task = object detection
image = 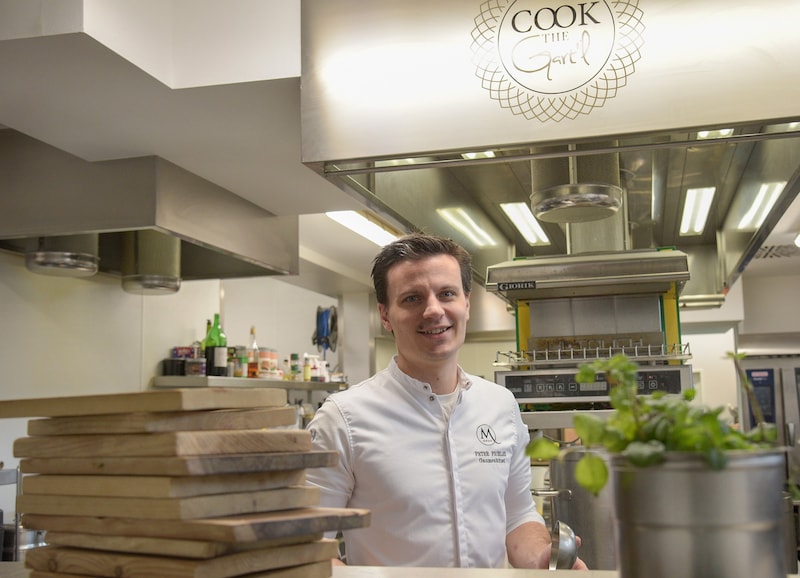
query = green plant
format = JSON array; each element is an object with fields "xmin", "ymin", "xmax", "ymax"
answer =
[{"xmin": 527, "ymin": 353, "xmax": 777, "ymax": 495}]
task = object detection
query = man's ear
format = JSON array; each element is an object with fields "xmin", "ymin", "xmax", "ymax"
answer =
[{"xmin": 378, "ymin": 303, "xmax": 392, "ymax": 333}]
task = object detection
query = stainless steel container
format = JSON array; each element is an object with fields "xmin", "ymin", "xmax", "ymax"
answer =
[
  {"xmin": 613, "ymin": 450, "xmax": 786, "ymax": 578},
  {"xmin": 534, "ymin": 449, "xmax": 617, "ymax": 570}
]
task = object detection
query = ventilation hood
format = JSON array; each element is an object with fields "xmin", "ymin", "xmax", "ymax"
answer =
[
  {"xmin": 0, "ymin": 130, "xmax": 298, "ymax": 282},
  {"xmin": 486, "ymin": 249, "xmax": 690, "ymax": 302},
  {"xmin": 300, "ymin": 0, "xmax": 800, "ymax": 309}
]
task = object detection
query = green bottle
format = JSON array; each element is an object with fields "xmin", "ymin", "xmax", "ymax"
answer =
[{"xmin": 205, "ymin": 313, "xmax": 228, "ymax": 376}]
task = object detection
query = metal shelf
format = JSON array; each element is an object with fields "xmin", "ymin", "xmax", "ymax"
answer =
[
  {"xmin": 494, "ymin": 342, "xmax": 692, "ymax": 369},
  {"xmin": 152, "ymin": 376, "xmax": 347, "ymax": 392}
]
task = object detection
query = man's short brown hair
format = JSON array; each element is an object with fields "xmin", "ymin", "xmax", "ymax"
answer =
[{"xmin": 371, "ymin": 233, "xmax": 472, "ymax": 305}]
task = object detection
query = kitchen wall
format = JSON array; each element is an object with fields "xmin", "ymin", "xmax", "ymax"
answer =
[{"xmin": 0, "ymin": 248, "xmax": 338, "ymax": 516}]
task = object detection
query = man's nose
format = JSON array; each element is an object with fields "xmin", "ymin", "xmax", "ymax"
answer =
[{"xmin": 423, "ymin": 295, "xmax": 444, "ymax": 317}]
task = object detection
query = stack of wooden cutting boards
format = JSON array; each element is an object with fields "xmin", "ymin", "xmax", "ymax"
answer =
[{"xmin": 0, "ymin": 387, "xmax": 369, "ymax": 578}]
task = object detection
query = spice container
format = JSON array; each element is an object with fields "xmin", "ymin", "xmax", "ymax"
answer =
[{"xmin": 184, "ymin": 358, "xmax": 206, "ymax": 376}]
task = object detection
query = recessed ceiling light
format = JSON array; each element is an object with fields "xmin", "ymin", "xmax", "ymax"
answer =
[
  {"xmin": 326, "ymin": 210, "xmax": 398, "ymax": 246},
  {"xmin": 461, "ymin": 151, "xmax": 496, "ymax": 160}
]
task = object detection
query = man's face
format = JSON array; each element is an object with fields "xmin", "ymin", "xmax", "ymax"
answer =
[{"xmin": 378, "ymin": 254, "xmax": 470, "ymax": 373}]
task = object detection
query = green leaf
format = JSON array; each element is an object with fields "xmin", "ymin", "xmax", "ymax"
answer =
[
  {"xmin": 573, "ymin": 413, "xmax": 607, "ymax": 447},
  {"xmin": 622, "ymin": 440, "xmax": 666, "ymax": 467},
  {"xmin": 526, "ymin": 437, "xmax": 561, "ymax": 461},
  {"xmin": 574, "ymin": 453, "xmax": 609, "ymax": 496}
]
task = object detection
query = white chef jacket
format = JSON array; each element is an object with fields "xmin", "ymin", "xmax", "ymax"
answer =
[{"xmin": 306, "ymin": 357, "xmax": 544, "ymax": 567}]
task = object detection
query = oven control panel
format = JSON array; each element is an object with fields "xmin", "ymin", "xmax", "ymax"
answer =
[{"xmin": 495, "ymin": 365, "xmax": 692, "ymax": 404}]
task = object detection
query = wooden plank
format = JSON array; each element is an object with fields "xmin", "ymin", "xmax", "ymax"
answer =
[
  {"xmin": 27, "ymin": 407, "xmax": 298, "ymax": 435},
  {"xmin": 22, "ymin": 507, "xmax": 371, "ymax": 542},
  {"xmin": 0, "ymin": 388, "xmax": 287, "ymax": 418},
  {"xmin": 21, "ymin": 470, "xmax": 306, "ymax": 498},
  {"xmin": 24, "ymin": 540, "xmax": 339, "ymax": 578},
  {"xmin": 43, "ymin": 530, "xmax": 323, "ymax": 559},
  {"xmin": 16, "ymin": 485, "xmax": 320, "ymax": 519},
  {"xmin": 29, "ymin": 563, "xmax": 333, "ymax": 578},
  {"xmin": 19, "ymin": 450, "xmax": 338, "ymax": 476},
  {"xmin": 14, "ymin": 429, "xmax": 311, "ymax": 458}
]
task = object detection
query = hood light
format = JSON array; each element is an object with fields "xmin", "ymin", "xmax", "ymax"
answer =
[
  {"xmin": 737, "ymin": 182, "xmax": 785, "ymax": 231},
  {"xmin": 794, "ymin": 233, "xmax": 800, "ymax": 248},
  {"xmin": 500, "ymin": 202, "xmax": 550, "ymax": 246},
  {"xmin": 679, "ymin": 187, "xmax": 716, "ymax": 236},
  {"xmin": 437, "ymin": 207, "xmax": 497, "ymax": 247}
]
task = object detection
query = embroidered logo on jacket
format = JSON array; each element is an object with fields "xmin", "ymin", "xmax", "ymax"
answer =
[{"xmin": 475, "ymin": 424, "xmax": 508, "ymax": 463}]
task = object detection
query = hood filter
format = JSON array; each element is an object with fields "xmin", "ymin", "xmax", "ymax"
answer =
[
  {"xmin": 121, "ymin": 230, "xmax": 181, "ymax": 295},
  {"xmin": 25, "ymin": 234, "xmax": 100, "ymax": 278},
  {"xmin": 531, "ymin": 146, "xmax": 622, "ymax": 224}
]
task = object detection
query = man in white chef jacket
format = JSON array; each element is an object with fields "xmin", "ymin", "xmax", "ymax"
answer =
[{"xmin": 306, "ymin": 233, "xmax": 587, "ymax": 569}]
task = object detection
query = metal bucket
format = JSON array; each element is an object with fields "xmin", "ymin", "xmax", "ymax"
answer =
[
  {"xmin": 534, "ymin": 449, "xmax": 617, "ymax": 570},
  {"xmin": 612, "ymin": 450, "xmax": 786, "ymax": 578}
]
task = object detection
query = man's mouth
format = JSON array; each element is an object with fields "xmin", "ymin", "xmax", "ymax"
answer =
[{"xmin": 420, "ymin": 326, "xmax": 451, "ymax": 335}]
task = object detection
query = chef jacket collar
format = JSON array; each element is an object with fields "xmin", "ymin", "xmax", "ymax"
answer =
[{"xmin": 388, "ymin": 355, "xmax": 473, "ymax": 394}]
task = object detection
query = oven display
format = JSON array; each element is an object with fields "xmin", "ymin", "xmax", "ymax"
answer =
[{"xmin": 497, "ymin": 368, "xmax": 687, "ymax": 402}]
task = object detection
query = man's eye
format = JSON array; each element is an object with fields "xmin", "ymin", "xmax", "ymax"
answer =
[{"xmin": 403, "ymin": 295, "xmax": 419, "ymax": 303}]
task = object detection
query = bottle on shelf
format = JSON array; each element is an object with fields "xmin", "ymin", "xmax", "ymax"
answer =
[
  {"xmin": 247, "ymin": 326, "xmax": 260, "ymax": 378},
  {"xmin": 204, "ymin": 313, "xmax": 228, "ymax": 376},
  {"xmin": 303, "ymin": 353, "xmax": 312, "ymax": 382},
  {"xmin": 200, "ymin": 319, "xmax": 211, "ymax": 357}
]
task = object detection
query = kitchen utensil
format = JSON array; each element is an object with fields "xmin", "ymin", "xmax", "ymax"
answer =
[{"xmin": 549, "ymin": 520, "xmax": 578, "ymax": 570}]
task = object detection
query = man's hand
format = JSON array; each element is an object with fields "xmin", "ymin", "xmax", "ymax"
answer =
[{"xmin": 507, "ymin": 522, "xmax": 590, "ymax": 570}]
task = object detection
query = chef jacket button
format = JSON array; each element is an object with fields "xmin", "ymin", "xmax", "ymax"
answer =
[
  {"xmin": 429, "ymin": 395, "xmax": 435, "ymax": 402},
  {"xmin": 423, "ymin": 385, "xmax": 429, "ymax": 390}
]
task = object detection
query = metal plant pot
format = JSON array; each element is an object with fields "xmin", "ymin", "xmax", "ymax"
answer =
[{"xmin": 612, "ymin": 450, "xmax": 787, "ymax": 578}]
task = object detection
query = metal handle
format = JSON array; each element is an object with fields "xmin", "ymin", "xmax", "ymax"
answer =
[
  {"xmin": 532, "ymin": 488, "xmax": 573, "ymax": 500},
  {"xmin": 787, "ymin": 422, "xmax": 796, "ymax": 447}
]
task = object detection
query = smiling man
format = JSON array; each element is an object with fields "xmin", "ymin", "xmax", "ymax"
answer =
[{"xmin": 306, "ymin": 233, "xmax": 587, "ymax": 570}]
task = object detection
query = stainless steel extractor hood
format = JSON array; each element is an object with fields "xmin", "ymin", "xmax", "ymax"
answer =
[
  {"xmin": 0, "ymin": 130, "xmax": 298, "ymax": 281},
  {"xmin": 300, "ymin": 0, "xmax": 800, "ymax": 308},
  {"xmin": 485, "ymin": 249, "xmax": 690, "ymax": 302}
]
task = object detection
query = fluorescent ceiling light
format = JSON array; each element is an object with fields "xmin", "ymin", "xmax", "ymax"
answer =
[
  {"xmin": 679, "ymin": 187, "xmax": 715, "ymax": 236},
  {"xmin": 500, "ymin": 202, "xmax": 550, "ymax": 245},
  {"xmin": 737, "ymin": 181, "xmax": 786, "ymax": 230},
  {"xmin": 326, "ymin": 210, "xmax": 398, "ymax": 247},
  {"xmin": 436, "ymin": 207, "xmax": 497, "ymax": 247},
  {"xmin": 697, "ymin": 128, "xmax": 734, "ymax": 139},
  {"xmin": 461, "ymin": 151, "xmax": 496, "ymax": 160}
]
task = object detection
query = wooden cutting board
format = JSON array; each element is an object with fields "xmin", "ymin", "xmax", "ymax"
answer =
[
  {"xmin": 21, "ymin": 469, "xmax": 306, "ymax": 498},
  {"xmin": 24, "ymin": 540, "xmax": 339, "ymax": 578},
  {"xmin": 19, "ymin": 450, "xmax": 338, "ymax": 476},
  {"xmin": 17, "ymin": 485, "xmax": 320, "ymax": 519},
  {"xmin": 27, "ymin": 407, "xmax": 298, "ymax": 435},
  {"xmin": 29, "ymin": 560, "xmax": 332, "ymax": 578},
  {"xmin": 43, "ymin": 530, "xmax": 324, "ymax": 559},
  {"xmin": 0, "ymin": 387, "xmax": 287, "ymax": 418},
  {"xmin": 22, "ymin": 506, "xmax": 371, "ymax": 542},
  {"xmin": 14, "ymin": 429, "xmax": 311, "ymax": 458}
]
